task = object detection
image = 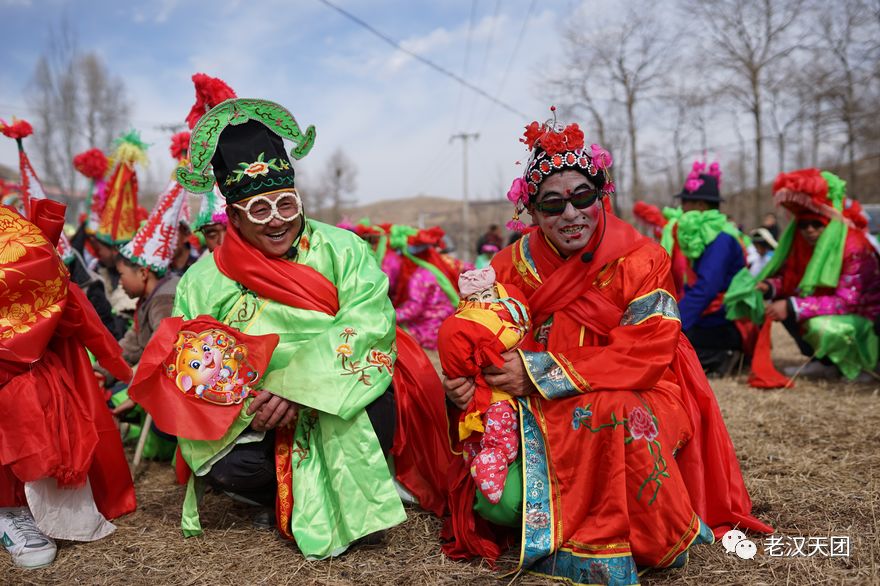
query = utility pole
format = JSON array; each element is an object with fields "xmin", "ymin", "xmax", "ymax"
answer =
[{"xmin": 450, "ymin": 132, "xmax": 479, "ymax": 262}]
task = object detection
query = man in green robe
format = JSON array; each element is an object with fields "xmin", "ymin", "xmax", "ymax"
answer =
[{"xmin": 172, "ymin": 99, "xmax": 406, "ymax": 559}]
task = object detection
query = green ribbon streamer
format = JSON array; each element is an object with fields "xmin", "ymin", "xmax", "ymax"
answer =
[
  {"xmin": 659, "ymin": 207, "xmax": 681, "ymax": 255},
  {"xmin": 387, "ymin": 224, "xmax": 460, "ymax": 305}
]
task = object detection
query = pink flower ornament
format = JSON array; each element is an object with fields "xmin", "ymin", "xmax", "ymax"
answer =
[
  {"xmin": 684, "ymin": 177, "xmax": 704, "ymax": 193},
  {"xmin": 506, "ymin": 177, "xmax": 529, "ymax": 206},
  {"xmin": 590, "ymin": 144, "xmax": 613, "ymax": 170}
]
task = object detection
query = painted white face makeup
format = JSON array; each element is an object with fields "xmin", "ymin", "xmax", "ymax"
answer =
[{"xmin": 531, "ymin": 170, "xmax": 601, "ymax": 257}]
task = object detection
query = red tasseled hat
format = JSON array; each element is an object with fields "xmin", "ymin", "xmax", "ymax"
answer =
[
  {"xmin": 186, "ymin": 73, "xmax": 237, "ymax": 129},
  {"xmin": 170, "ymin": 131, "xmax": 191, "ymax": 161},
  {"xmin": 772, "ymin": 168, "xmax": 831, "ymax": 217},
  {"xmin": 408, "ymin": 226, "xmax": 447, "ymax": 248},
  {"xmin": 0, "ymin": 118, "xmax": 33, "ymax": 140},
  {"xmin": 73, "ymin": 148, "xmax": 109, "ymax": 180}
]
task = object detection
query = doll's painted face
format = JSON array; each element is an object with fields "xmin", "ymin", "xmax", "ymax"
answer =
[{"xmin": 466, "ymin": 285, "xmax": 498, "ymax": 303}]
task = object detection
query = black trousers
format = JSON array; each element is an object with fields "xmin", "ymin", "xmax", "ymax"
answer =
[
  {"xmin": 204, "ymin": 385, "xmax": 397, "ymax": 507},
  {"xmin": 684, "ymin": 322, "xmax": 743, "ymax": 374},
  {"xmin": 780, "ymin": 312, "xmax": 834, "ymax": 365}
]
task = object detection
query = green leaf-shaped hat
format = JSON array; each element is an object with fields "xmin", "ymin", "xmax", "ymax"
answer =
[{"xmin": 176, "ymin": 98, "xmax": 316, "ymax": 204}]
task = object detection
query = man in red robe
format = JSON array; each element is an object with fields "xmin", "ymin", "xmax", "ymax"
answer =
[{"xmin": 441, "ymin": 113, "xmax": 771, "ymax": 584}]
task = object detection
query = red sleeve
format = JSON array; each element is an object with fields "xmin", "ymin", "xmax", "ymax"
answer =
[{"xmin": 521, "ymin": 247, "xmax": 682, "ymax": 397}]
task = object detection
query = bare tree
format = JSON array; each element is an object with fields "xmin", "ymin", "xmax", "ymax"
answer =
[
  {"xmin": 684, "ymin": 0, "xmax": 804, "ymax": 224},
  {"xmin": 548, "ymin": 6, "xmax": 669, "ymax": 201},
  {"xmin": 28, "ymin": 18, "xmax": 130, "ymax": 205},
  {"xmin": 320, "ymin": 148, "xmax": 358, "ymax": 225},
  {"xmin": 813, "ymin": 0, "xmax": 878, "ymax": 195},
  {"xmin": 660, "ymin": 83, "xmax": 718, "ymax": 189}
]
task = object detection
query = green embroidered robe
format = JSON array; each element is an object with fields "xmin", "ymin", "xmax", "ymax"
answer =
[{"xmin": 172, "ymin": 219, "xmax": 405, "ymax": 559}]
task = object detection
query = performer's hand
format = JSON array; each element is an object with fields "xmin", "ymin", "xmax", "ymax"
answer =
[
  {"xmin": 483, "ymin": 351, "xmax": 535, "ymax": 397},
  {"xmin": 111, "ymin": 398, "xmax": 136, "ymax": 416},
  {"xmin": 756, "ymin": 281, "xmax": 770, "ymax": 294},
  {"xmin": 765, "ymin": 299, "xmax": 789, "ymax": 322},
  {"xmin": 248, "ymin": 392, "xmax": 298, "ymax": 431},
  {"xmin": 93, "ymin": 370, "xmax": 106, "ymax": 388},
  {"xmin": 443, "ymin": 376, "xmax": 475, "ymax": 410}
]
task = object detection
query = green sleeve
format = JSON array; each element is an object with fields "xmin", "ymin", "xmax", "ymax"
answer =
[{"xmin": 264, "ymin": 238, "xmax": 397, "ymax": 420}]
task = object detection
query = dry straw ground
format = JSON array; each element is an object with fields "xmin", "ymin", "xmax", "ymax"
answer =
[{"xmin": 3, "ymin": 325, "xmax": 878, "ymax": 585}]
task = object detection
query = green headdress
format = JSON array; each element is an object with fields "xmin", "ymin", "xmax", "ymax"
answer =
[{"xmin": 176, "ymin": 98, "xmax": 316, "ymax": 199}]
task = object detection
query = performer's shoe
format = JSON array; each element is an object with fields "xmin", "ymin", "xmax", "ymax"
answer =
[
  {"xmin": 251, "ymin": 508, "xmax": 275, "ymax": 530},
  {"xmin": 783, "ymin": 361, "xmax": 839, "ymax": 379},
  {"xmin": 0, "ymin": 507, "xmax": 57, "ymax": 569}
]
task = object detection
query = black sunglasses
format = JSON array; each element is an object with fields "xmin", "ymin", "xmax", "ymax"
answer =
[
  {"xmin": 534, "ymin": 191, "xmax": 600, "ymax": 216},
  {"xmin": 797, "ymin": 219, "xmax": 825, "ymax": 230}
]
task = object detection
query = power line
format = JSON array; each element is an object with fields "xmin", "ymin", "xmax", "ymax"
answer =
[
  {"xmin": 315, "ymin": 0, "xmax": 529, "ymax": 120},
  {"xmin": 450, "ymin": 0, "xmax": 479, "ymax": 135},
  {"xmin": 466, "ymin": 0, "xmax": 502, "ymax": 130},
  {"xmin": 478, "ymin": 0, "xmax": 537, "ymax": 130}
]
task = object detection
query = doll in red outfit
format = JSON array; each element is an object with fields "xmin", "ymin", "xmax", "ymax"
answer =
[{"xmin": 437, "ymin": 267, "xmax": 530, "ymax": 503}]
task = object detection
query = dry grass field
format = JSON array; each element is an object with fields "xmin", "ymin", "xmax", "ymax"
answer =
[{"xmin": 3, "ymin": 324, "xmax": 878, "ymax": 585}]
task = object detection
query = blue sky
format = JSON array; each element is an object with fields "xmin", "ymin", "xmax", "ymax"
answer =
[{"xmin": 0, "ymin": 0, "xmax": 606, "ymax": 205}]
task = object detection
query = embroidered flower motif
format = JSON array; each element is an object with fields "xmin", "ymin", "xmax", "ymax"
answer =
[
  {"xmin": 547, "ymin": 366, "xmax": 565, "ymax": 382},
  {"xmin": 367, "ymin": 349, "xmax": 393, "ymax": 374},
  {"xmin": 0, "ymin": 303, "xmax": 38, "ymax": 338},
  {"xmin": 587, "ymin": 561, "xmax": 611, "ymax": 585},
  {"xmin": 232, "ymin": 152, "xmax": 282, "ymax": 183},
  {"xmin": 526, "ymin": 508, "xmax": 550, "ymax": 528},
  {"xmin": 244, "ymin": 161, "xmax": 270, "ymax": 177},
  {"xmin": 30, "ymin": 277, "xmax": 66, "ymax": 319},
  {"xmin": 571, "ymin": 406, "xmax": 593, "ymax": 430},
  {"xmin": 0, "ymin": 208, "xmax": 48, "ymax": 264},
  {"xmin": 335, "ymin": 343, "xmax": 353, "ymax": 357},
  {"xmin": 627, "ymin": 405, "xmax": 658, "ymax": 442}
]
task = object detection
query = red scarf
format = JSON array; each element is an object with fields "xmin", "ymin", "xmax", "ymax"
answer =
[
  {"xmin": 528, "ymin": 210, "xmax": 649, "ymax": 326},
  {"xmin": 214, "ymin": 225, "xmax": 339, "ymax": 315}
]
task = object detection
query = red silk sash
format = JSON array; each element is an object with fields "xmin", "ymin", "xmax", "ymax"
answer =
[{"xmin": 213, "ymin": 225, "xmax": 339, "ymax": 315}]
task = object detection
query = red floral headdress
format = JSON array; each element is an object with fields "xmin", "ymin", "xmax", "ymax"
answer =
[{"xmin": 506, "ymin": 107, "xmax": 614, "ymax": 231}]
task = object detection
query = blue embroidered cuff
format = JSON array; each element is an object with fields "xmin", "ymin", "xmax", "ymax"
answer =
[
  {"xmin": 620, "ymin": 289, "xmax": 680, "ymax": 326},
  {"xmin": 519, "ymin": 350, "xmax": 583, "ymax": 400}
]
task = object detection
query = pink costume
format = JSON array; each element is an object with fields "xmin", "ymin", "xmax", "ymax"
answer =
[
  {"xmin": 766, "ymin": 231, "xmax": 880, "ymax": 322},
  {"xmin": 395, "ymin": 266, "xmax": 455, "ymax": 350}
]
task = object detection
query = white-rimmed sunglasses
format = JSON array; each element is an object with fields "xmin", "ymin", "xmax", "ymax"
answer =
[{"xmin": 232, "ymin": 190, "xmax": 302, "ymax": 225}]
